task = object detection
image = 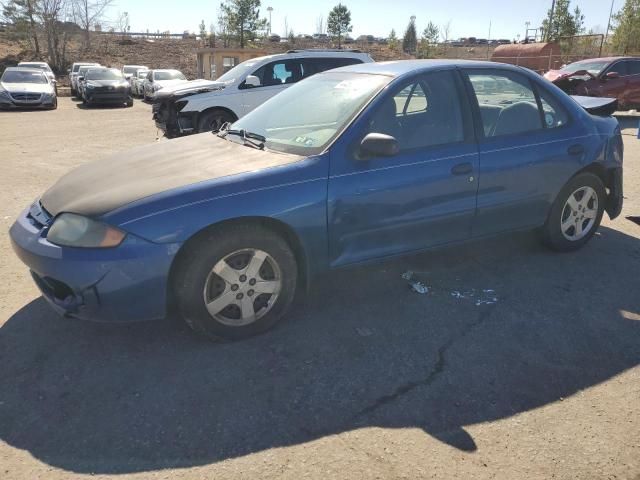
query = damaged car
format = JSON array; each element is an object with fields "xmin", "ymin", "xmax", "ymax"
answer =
[
  {"xmin": 10, "ymin": 61, "xmax": 623, "ymax": 341},
  {"xmin": 544, "ymin": 57, "xmax": 640, "ymax": 111},
  {"xmin": 152, "ymin": 49, "xmax": 373, "ymax": 138}
]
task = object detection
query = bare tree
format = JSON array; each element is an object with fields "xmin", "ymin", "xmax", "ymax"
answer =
[
  {"xmin": 315, "ymin": 15, "xmax": 324, "ymax": 34},
  {"xmin": 440, "ymin": 20, "xmax": 451, "ymax": 54},
  {"xmin": 72, "ymin": 0, "xmax": 113, "ymax": 48},
  {"xmin": 40, "ymin": 0, "xmax": 70, "ymax": 71}
]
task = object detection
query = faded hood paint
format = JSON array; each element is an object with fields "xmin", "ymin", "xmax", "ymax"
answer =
[{"xmin": 40, "ymin": 134, "xmax": 303, "ymax": 218}]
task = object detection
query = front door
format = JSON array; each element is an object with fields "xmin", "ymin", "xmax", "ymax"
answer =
[
  {"xmin": 240, "ymin": 59, "xmax": 302, "ymax": 115},
  {"xmin": 327, "ymin": 69, "xmax": 479, "ymax": 267}
]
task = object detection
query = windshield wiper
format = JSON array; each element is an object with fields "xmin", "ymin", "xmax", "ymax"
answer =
[{"xmin": 217, "ymin": 127, "xmax": 266, "ymax": 150}]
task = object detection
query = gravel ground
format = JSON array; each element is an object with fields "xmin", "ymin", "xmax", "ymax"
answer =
[{"xmin": 1, "ymin": 98, "xmax": 639, "ymax": 480}]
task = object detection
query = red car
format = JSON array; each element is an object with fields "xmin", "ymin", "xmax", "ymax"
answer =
[{"xmin": 544, "ymin": 56, "xmax": 640, "ymax": 111}]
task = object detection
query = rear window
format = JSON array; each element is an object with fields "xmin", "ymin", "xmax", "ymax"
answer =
[{"xmin": 154, "ymin": 71, "xmax": 185, "ymax": 81}]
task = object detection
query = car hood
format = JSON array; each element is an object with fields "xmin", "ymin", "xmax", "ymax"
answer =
[
  {"xmin": 40, "ymin": 134, "xmax": 303, "ymax": 218},
  {"xmin": 155, "ymin": 79, "xmax": 226, "ymax": 99},
  {"xmin": 1, "ymin": 82, "xmax": 53, "ymax": 94},
  {"xmin": 155, "ymin": 79, "xmax": 189, "ymax": 89},
  {"xmin": 544, "ymin": 69, "xmax": 595, "ymax": 83}
]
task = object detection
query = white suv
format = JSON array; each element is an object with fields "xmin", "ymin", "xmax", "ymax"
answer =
[{"xmin": 152, "ymin": 49, "xmax": 373, "ymax": 137}]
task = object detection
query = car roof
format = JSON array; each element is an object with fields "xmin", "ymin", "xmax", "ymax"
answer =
[
  {"xmin": 4, "ymin": 66, "xmax": 46, "ymax": 74},
  {"xmin": 570, "ymin": 56, "xmax": 633, "ymax": 63},
  {"xmin": 329, "ymin": 59, "xmax": 523, "ymax": 77},
  {"xmin": 18, "ymin": 61, "xmax": 48, "ymax": 66},
  {"xmin": 250, "ymin": 50, "xmax": 371, "ymax": 63}
]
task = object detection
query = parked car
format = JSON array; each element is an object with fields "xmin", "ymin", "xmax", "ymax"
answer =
[
  {"xmin": 142, "ymin": 69, "xmax": 187, "ymax": 102},
  {"xmin": 0, "ymin": 67, "xmax": 57, "ymax": 109},
  {"xmin": 130, "ymin": 68, "xmax": 149, "ymax": 97},
  {"xmin": 10, "ymin": 60, "xmax": 624, "ymax": 340},
  {"xmin": 17, "ymin": 61, "xmax": 56, "ymax": 90},
  {"xmin": 81, "ymin": 67, "xmax": 133, "ymax": 107},
  {"xmin": 544, "ymin": 56, "xmax": 640, "ymax": 110},
  {"xmin": 76, "ymin": 65, "xmax": 99, "ymax": 99},
  {"xmin": 152, "ymin": 49, "xmax": 373, "ymax": 137},
  {"xmin": 69, "ymin": 62, "xmax": 100, "ymax": 97},
  {"xmin": 122, "ymin": 64, "xmax": 148, "ymax": 80}
]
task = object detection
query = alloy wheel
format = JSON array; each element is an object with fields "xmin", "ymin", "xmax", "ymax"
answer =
[
  {"xmin": 560, "ymin": 186, "xmax": 599, "ymax": 241},
  {"xmin": 203, "ymin": 249, "xmax": 282, "ymax": 327}
]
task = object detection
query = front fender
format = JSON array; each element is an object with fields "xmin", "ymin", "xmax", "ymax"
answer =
[{"xmin": 104, "ymin": 154, "xmax": 330, "ymax": 277}]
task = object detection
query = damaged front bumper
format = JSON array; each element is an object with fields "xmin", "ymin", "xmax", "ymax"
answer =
[{"xmin": 9, "ymin": 206, "xmax": 178, "ymax": 323}]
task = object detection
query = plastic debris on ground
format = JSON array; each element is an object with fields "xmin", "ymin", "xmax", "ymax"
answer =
[{"xmin": 403, "ymin": 271, "xmax": 498, "ymax": 305}]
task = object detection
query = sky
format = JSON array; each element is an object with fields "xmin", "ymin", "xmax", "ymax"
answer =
[{"xmin": 102, "ymin": 0, "xmax": 619, "ymax": 41}]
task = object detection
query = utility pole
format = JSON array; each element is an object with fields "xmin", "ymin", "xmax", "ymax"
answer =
[
  {"xmin": 604, "ymin": 0, "xmax": 615, "ymax": 45},
  {"xmin": 267, "ymin": 6, "xmax": 273, "ymax": 35},
  {"xmin": 525, "ymin": 21, "xmax": 530, "ymax": 43},
  {"xmin": 546, "ymin": 0, "xmax": 556, "ymax": 42}
]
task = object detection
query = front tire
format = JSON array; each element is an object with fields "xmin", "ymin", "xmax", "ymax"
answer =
[
  {"xmin": 197, "ymin": 109, "xmax": 235, "ymax": 133},
  {"xmin": 173, "ymin": 224, "xmax": 298, "ymax": 341},
  {"xmin": 541, "ymin": 172, "xmax": 606, "ymax": 252}
]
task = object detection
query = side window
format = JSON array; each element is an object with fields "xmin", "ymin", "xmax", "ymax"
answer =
[
  {"xmin": 605, "ymin": 61, "xmax": 628, "ymax": 77},
  {"xmin": 625, "ymin": 61, "xmax": 640, "ymax": 76},
  {"xmin": 246, "ymin": 60, "xmax": 303, "ymax": 88},
  {"xmin": 537, "ymin": 88, "xmax": 569, "ymax": 129},
  {"xmin": 467, "ymin": 71, "xmax": 542, "ymax": 137},
  {"xmin": 301, "ymin": 57, "xmax": 362, "ymax": 79},
  {"xmin": 367, "ymin": 70, "xmax": 465, "ymax": 151}
]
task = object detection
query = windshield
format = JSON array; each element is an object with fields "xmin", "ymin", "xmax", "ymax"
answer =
[
  {"xmin": 562, "ymin": 60, "xmax": 610, "ymax": 76},
  {"xmin": 86, "ymin": 68, "xmax": 125, "ymax": 81},
  {"xmin": 230, "ymin": 72, "xmax": 391, "ymax": 155},
  {"xmin": 73, "ymin": 64, "xmax": 96, "ymax": 73},
  {"xmin": 123, "ymin": 66, "xmax": 143, "ymax": 74},
  {"xmin": 216, "ymin": 59, "xmax": 261, "ymax": 83},
  {"xmin": 1, "ymin": 70, "xmax": 48, "ymax": 84},
  {"xmin": 137, "ymin": 71, "xmax": 149, "ymax": 79},
  {"xmin": 154, "ymin": 71, "xmax": 185, "ymax": 81}
]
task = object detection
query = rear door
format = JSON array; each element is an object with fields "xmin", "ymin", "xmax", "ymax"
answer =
[
  {"xmin": 239, "ymin": 59, "xmax": 303, "ymax": 115},
  {"xmin": 462, "ymin": 68, "xmax": 586, "ymax": 237}
]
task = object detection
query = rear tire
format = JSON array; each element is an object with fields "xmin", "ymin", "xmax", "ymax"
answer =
[
  {"xmin": 197, "ymin": 109, "xmax": 235, "ymax": 133},
  {"xmin": 126, "ymin": 97, "xmax": 134, "ymax": 107},
  {"xmin": 541, "ymin": 172, "xmax": 606, "ymax": 252},
  {"xmin": 173, "ymin": 224, "xmax": 298, "ymax": 341}
]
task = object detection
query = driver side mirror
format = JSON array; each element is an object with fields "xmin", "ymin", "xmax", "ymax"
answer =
[
  {"xmin": 359, "ymin": 133, "xmax": 400, "ymax": 159},
  {"xmin": 604, "ymin": 71, "xmax": 619, "ymax": 80},
  {"xmin": 245, "ymin": 75, "xmax": 261, "ymax": 88}
]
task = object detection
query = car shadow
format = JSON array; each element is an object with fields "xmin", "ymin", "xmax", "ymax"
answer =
[{"xmin": 1, "ymin": 226, "xmax": 639, "ymax": 474}]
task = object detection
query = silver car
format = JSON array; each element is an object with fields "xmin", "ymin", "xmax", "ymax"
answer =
[
  {"xmin": 0, "ymin": 67, "xmax": 57, "ymax": 110},
  {"xmin": 130, "ymin": 69, "xmax": 149, "ymax": 97}
]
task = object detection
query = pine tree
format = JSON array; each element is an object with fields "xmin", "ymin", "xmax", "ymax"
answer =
[
  {"xmin": 542, "ymin": 0, "xmax": 584, "ymax": 42},
  {"xmin": 327, "ymin": 3, "xmax": 352, "ymax": 48},
  {"xmin": 402, "ymin": 18, "xmax": 417, "ymax": 54}
]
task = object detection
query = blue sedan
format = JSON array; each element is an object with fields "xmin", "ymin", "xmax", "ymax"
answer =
[{"xmin": 10, "ymin": 60, "xmax": 624, "ymax": 340}]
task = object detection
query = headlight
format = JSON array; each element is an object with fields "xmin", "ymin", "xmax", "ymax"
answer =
[
  {"xmin": 153, "ymin": 84, "xmax": 162, "ymax": 91},
  {"xmin": 47, "ymin": 213, "xmax": 126, "ymax": 248},
  {"xmin": 86, "ymin": 83, "xmax": 95, "ymax": 89}
]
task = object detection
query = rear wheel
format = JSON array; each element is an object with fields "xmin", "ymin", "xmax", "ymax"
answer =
[
  {"xmin": 541, "ymin": 172, "xmax": 606, "ymax": 252},
  {"xmin": 126, "ymin": 96, "xmax": 134, "ymax": 107},
  {"xmin": 197, "ymin": 109, "xmax": 235, "ymax": 133},
  {"xmin": 173, "ymin": 224, "xmax": 298, "ymax": 341}
]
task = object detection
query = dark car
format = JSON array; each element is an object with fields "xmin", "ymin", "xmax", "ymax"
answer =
[
  {"xmin": 10, "ymin": 60, "xmax": 623, "ymax": 341},
  {"xmin": 544, "ymin": 57, "xmax": 640, "ymax": 110},
  {"xmin": 81, "ymin": 67, "xmax": 133, "ymax": 107}
]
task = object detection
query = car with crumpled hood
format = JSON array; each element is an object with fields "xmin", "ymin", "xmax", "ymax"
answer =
[{"xmin": 544, "ymin": 56, "xmax": 640, "ymax": 110}]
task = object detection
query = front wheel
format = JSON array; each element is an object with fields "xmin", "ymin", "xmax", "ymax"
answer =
[
  {"xmin": 541, "ymin": 172, "xmax": 606, "ymax": 252},
  {"xmin": 197, "ymin": 109, "xmax": 235, "ymax": 133},
  {"xmin": 173, "ymin": 224, "xmax": 298, "ymax": 341}
]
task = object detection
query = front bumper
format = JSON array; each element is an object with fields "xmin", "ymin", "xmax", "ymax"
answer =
[
  {"xmin": 152, "ymin": 100, "xmax": 196, "ymax": 137},
  {"xmin": 9, "ymin": 205, "xmax": 179, "ymax": 323},
  {"xmin": 85, "ymin": 90, "xmax": 130, "ymax": 104},
  {"xmin": 0, "ymin": 96, "xmax": 55, "ymax": 110}
]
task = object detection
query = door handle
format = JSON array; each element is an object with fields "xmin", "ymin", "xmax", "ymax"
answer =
[
  {"xmin": 451, "ymin": 162, "xmax": 473, "ymax": 175},
  {"xmin": 568, "ymin": 144, "xmax": 585, "ymax": 156}
]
